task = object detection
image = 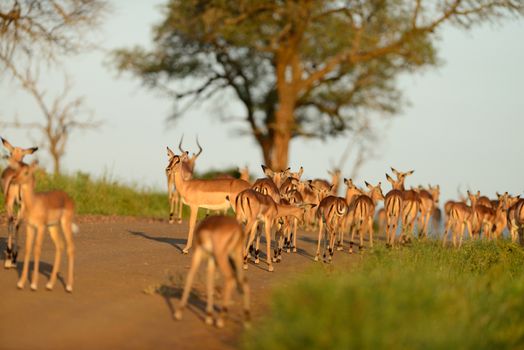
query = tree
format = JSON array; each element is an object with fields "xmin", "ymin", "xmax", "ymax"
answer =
[
  {"xmin": 0, "ymin": 0, "xmax": 107, "ymax": 65},
  {"xmin": 113, "ymin": 0, "xmax": 522, "ymax": 170},
  {"xmin": 0, "ymin": 62, "xmax": 101, "ymax": 175},
  {"xmin": 0, "ymin": 0, "xmax": 107, "ymax": 174}
]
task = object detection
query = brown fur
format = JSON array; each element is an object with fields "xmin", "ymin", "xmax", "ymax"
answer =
[{"xmin": 173, "ymin": 216, "xmax": 250, "ymax": 328}]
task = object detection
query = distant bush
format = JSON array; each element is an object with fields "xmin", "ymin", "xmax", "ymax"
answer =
[
  {"xmin": 0, "ymin": 169, "xmax": 168, "ymax": 218},
  {"xmin": 244, "ymin": 240, "xmax": 524, "ymax": 350}
]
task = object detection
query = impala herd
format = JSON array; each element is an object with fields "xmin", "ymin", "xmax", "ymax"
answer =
[{"xmin": 1, "ymin": 136, "xmax": 523, "ymax": 328}]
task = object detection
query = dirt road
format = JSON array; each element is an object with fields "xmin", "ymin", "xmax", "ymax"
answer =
[{"xmin": 0, "ymin": 216, "xmax": 358, "ymax": 349}]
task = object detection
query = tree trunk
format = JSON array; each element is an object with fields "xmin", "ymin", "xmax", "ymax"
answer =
[
  {"xmin": 271, "ymin": 104, "xmax": 293, "ymax": 171},
  {"xmin": 51, "ymin": 151, "xmax": 60, "ymax": 175}
]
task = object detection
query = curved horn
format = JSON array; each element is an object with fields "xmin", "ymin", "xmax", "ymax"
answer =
[
  {"xmin": 194, "ymin": 136, "xmax": 203, "ymax": 159},
  {"xmin": 178, "ymin": 135, "xmax": 185, "ymax": 153}
]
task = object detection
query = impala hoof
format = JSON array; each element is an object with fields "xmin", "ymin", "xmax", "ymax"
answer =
[
  {"xmin": 46, "ymin": 282, "xmax": 54, "ymax": 291},
  {"xmin": 336, "ymin": 246, "xmax": 343, "ymax": 251},
  {"xmin": 16, "ymin": 281, "xmax": 24, "ymax": 289},
  {"xmin": 182, "ymin": 249, "xmax": 189, "ymax": 255},
  {"xmin": 314, "ymin": 256, "xmax": 319, "ymax": 262},
  {"xmin": 268, "ymin": 265, "xmax": 274, "ymax": 272},
  {"xmin": 174, "ymin": 309, "xmax": 182, "ymax": 321},
  {"xmin": 292, "ymin": 248, "xmax": 297, "ymax": 253},
  {"xmin": 66, "ymin": 285, "xmax": 73, "ymax": 293},
  {"xmin": 177, "ymin": 219, "xmax": 183, "ymax": 224},
  {"xmin": 243, "ymin": 264, "xmax": 248, "ymax": 270},
  {"xmin": 205, "ymin": 314, "xmax": 214, "ymax": 326},
  {"xmin": 215, "ymin": 318, "xmax": 225, "ymax": 328},
  {"xmin": 286, "ymin": 249, "xmax": 290, "ymax": 253},
  {"xmin": 4, "ymin": 259, "xmax": 13, "ymax": 269},
  {"xmin": 30, "ymin": 283, "xmax": 37, "ymax": 291},
  {"xmin": 254, "ymin": 258, "xmax": 260, "ymax": 264}
]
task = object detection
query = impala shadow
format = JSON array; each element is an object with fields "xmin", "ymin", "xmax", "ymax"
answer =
[
  {"xmin": 127, "ymin": 230, "xmax": 186, "ymax": 253},
  {"xmin": 154, "ymin": 284, "xmax": 225, "ymax": 325},
  {"xmin": 14, "ymin": 261, "xmax": 67, "ymax": 289}
]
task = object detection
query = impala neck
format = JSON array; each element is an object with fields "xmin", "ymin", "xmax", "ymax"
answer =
[{"xmin": 19, "ymin": 180, "xmax": 36, "ymax": 211}]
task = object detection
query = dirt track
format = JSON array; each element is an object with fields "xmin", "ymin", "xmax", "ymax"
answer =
[{"xmin": 0, "ymin": 216, "xmax": 359, "ymax": 349}]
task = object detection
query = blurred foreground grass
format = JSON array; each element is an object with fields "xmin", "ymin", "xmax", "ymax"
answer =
[{"xmin": 244, "ymin": 240, "xmax": 524, "ymax": 350}]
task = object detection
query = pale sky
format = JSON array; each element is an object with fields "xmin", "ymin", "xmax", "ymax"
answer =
[{"xmin": 1, "ymin": 2, "xmax": 523, "ymax": 202}]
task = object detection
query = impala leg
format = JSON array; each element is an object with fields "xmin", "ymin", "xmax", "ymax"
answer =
[
  {"xmin": 30, "ymin": 226, "xmax": 46, "ymax": 291},
  {"xmin": 442, "ymin": 219, "xmax": 452, "ymax": 247},
  {"xmin": 18, "ymin": 226, "xmax": 35, "ymax": 289},
  {"xmin": 183, "ymin": 206, "xmax": 199, "ymax": 254},
  {"xmin": 46, "ymin": 226, "xmax": 63, "ymax": 291},
  {"xmin": 4, "ymin": 194, "xmax": 16, "ymax": 268},
  {"xmin": 177, "ymin": 193, "xmax": 183, "ymax": 223},
  {"xmin": 205, "ymin": 258, "xmax": 216, "ymax": 326},
  {"xmin": 349, "ymin": 223, "xmax": 356, "ymax": 253},
  {"xmin": 243, "ymin": 220, "xmax": 257, "ymax": 267},
  {"xmin": 264, "ymin": 219, "xmax": 273, "ymax": 272},
  {"xmin": 292, "ymin": 218, "xmax": 298, "ymax": 253},
  {"xmin": 368, "ymin": 217, "xmax": 374, "ymax": 249},
  {"xmin": 62, "ymin": 220, "xmax": 75, "ymax": 293},
  {"xmin": 174, "ymin": 247, "xmax": 203, "ymax": 321},
  {"xmin": 458, "ymin": 222, "xmax": 465, "ymax": 248},
  {"xmin": 315, "ymin": 219, "xmax": 323, "ymax": 261}
]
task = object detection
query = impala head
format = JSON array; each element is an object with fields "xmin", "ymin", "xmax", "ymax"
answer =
[
  {"xmin": 365, "ymin": 181, "xmax": 384, "ymax": 202},
  {"xmin": 308, "ymin": 180, "xmax": 333, "ymax": 201},
  {"xmin": 262, "ymin": 165, "xmax": 290, "ymax": 187},
  {"xmin": 328, "ymin": 168, "xmax": 341, "ymax": 183},
  {"xmin": 288, "ymin": 166, "xmax": 304, "ymax": 181},
  {"xmin": 1, "ymin": 137, "xmax": 38, "ymax": 163},
  {"xmin": 429, "ymin": 184, "xmax": 440, "ymax": 204},
  {"xmin": 467, "ymin": 190, "xmax": 480, "ymax": 206},
  {"xmin": 178, "ymin": 136, "xmax": 203, "ymax": 172},
  {"xmin": 385, "ymin": 173, "xmax": 402, "ymax": 191},
  {"xmin": 389, "ymin": 167, "xmax": 414, "ymax": 190},
  {"xmin": 8, "ymin": 160, "xmax": 38, "ymax": 188}
]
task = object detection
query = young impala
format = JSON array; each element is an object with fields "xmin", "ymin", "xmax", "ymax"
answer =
[
  {"xmin": 174, "ymin": 215, "xmax": 250, "ymax": 328},
  {"xmin": 8, "ymin": 160, "xmax": 76, "ymax": 292},
  {"xmin": 1, "ymin": 137, "xmax": 38, "ymax": 268}
]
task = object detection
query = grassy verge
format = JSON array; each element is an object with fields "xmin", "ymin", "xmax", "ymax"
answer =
[
  {"xmin": 244, "ymin": 240, "xmax": 524, "ymax": 350},
  {"xmin": 0, "ymin": 170, "xmax": 169, "ymax": 218}
]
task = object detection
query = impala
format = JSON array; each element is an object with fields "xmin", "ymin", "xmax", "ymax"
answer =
[
  {"xmin": 442, "ymin": 191, "xmax": 477, "ymax": 248},
  {"xmin": 349, "ymin": 182, "xmax": 384, "ymax": 253},
  {"xmin": 315, "ymin": 195, "xmax": 348, "ymax": 262},
  {"xmin": 1, "ymin": 137, "xmax": 38, "ymax": 268},
  {"xmin": 384, "ymin": 173, "xmax": 404, "ymax": 247},
  {"xmin": 166, "ymin": 137, "xmax": 202, "ymax": 224},
  {"xmin": 508, "ymin": 197, "xmax": 524, "ymax": 243},
  {"xmin": 390, "ymin": 168, "xmax": 420, "ymax": 243},
  {"xmin": 8, "ymin": 160, "xmax": 76, "ymax": 292},
  {"xmin": 174, "ymin": 215, "xmax": 250, "ymax": 328},
  {"xmin": 338, "ymin": 178, "xmax": 363, "ymax": 251},
  {"xmin": 168, "ymin": 152, "xmax": 250, "ymax": 254},
  {"xmin": 230, "ymin": 189, "xmax": 313, "ymax": 271},
  {"xmin": 415, "ymin": 185, "xmax": 440, "ymax": 238}
]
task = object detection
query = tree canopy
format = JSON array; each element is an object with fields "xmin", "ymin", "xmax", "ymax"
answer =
[{"xmin": 114, "ymin": 0, "xmax": 522, "ymax": 169}]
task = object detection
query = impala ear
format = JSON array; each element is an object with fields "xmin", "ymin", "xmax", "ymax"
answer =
[
  {"xmin": 23, "ymin": 147, "xmax": 38, "ymax": 155},
  {"xmin": 297, "ymin": 166, "xmax": 303, "ymax": 178},
  {"xmin": 407, "ymin": 170, "xmax": 414, "ymax": 175},
  {"xmin": 262, "ymin": 165, "xmax": 273, "ymax": 177},
  {"xmin": 365, "ymin": 181, "xmax": 371, "ymax": 189},
  {"xmin": 166, "ymin": 146, "xmax": 175, "ymax": 158},
  {"xmin": 386, "ymin": 174, "xmax": 394, "ymax": 183},
  {"xmin": 1, "ymin": 137, "xmax": 14, "ymax": 152}
]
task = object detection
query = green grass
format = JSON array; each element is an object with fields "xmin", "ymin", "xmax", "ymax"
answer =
[
  {"xmin": 243, "ymin": 240, "xmax": 524, "ymax": 350},
  {"xmin": 0, "ymin": 170, "xmax": 169, "ymax": 218}
]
